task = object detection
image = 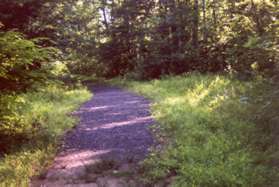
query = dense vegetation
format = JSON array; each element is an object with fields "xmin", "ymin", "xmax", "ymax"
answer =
[
  {"xmin": 112, "ymin": 74, "xmax": 279, "ymax": 186},
  {"xmin": 0, "ymin": 85, "xmax": 91, "ymax": 185},
  {"xmin": 1, "ymin": 0, "xmax": 277, "ymax": 79},
  {"xmin": 0, "ymin": 0, "xmax": 278, "ymax": 186},
  {"xmin": 0, "ymin": 1, "xmax": 92, "ymax": 185},
  {"xmin": 0, "ymin": 30, "xmax": 91, "ymax": 185}
]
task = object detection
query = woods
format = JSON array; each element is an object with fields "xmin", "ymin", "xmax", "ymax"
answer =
[
  {"xmin": 1, "ymin": 0, "xmax": 277, "ymax": 79},
  {"xmin": 0, "ymin": 0, "xmax": 278, "ymax": 186}
]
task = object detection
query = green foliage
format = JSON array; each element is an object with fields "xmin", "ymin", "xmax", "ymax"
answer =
[
  {"xmin": 66, "ymin": 52, "xmax": 107, "ymax": 77},
  {"xmin": 0, "ymin": 1, "xmax": 278, "ymax": 185},
  {"xmin": 113, "ymin": 74, "xmax": 279, "ymax": 186},
  {"xmin": 1, "ymin": 0, "xmax": 278, "ymax": 79},
  {"xmin": 0, "ymin": 83, "xmax": 91, "ymax": 184},
  {"xmin": 0, "ymin": 31, "xmax": 58, "ymax": 91},
  {"xmin": 96, "ymin": 0, "xmax": 278, "ymax": 79}
]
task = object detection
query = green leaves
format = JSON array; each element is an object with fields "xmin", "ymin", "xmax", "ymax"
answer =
[
  {"xmin": 244, "ymin": 36, "xmax": 260, "ymax": 48},
  {"xmin": 0, "ymin": 31, "xmax": 56, "ymax": 91},
  {"xmin": 0, "ymin": 83, "xmax": 91, "ymax": 184}
]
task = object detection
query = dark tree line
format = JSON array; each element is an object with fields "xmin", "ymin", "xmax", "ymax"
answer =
[
  {"xmin": 0, "ymin": 0, "xmax": 278, "ymax": 80},
  {"xmin": 95, "ymin": 0, "xmax": 278, "ymax": 79}
]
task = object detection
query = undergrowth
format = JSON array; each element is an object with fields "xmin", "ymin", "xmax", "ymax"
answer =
[
  {"xmin": 111, "ymin": 73, "xmax": 279, "ymax": 186},
  {"xmin": 0, "ymin": 83, "xmax": 91, "ymax": 185}
]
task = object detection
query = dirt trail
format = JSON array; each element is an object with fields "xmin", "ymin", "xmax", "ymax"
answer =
[{"xmin": 32, "ymin": 85, "xmax": 154, "ymax": 187}]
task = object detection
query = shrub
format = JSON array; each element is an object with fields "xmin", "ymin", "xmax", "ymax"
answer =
[{"xmin": 0, "ymin": 31, "xmax": 58, "ymax": 91}]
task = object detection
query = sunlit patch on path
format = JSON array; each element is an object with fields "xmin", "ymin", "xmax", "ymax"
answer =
[{"xmin": 31, "ymin": 85, "xmax": 154, "ymax": 186}]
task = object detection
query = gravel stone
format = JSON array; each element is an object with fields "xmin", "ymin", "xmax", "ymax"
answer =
[{"xmin": 32, "ymin": 85, "xmax": 154, "ymax": 186}]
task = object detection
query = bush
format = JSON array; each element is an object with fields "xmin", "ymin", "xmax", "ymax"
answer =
[{"xmin": 0, "ymin": 31, "xmax": 58, "ymax": 91}]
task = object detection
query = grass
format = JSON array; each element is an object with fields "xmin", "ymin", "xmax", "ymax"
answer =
[
  {"xmin": 110, "ymin": 73, "xmax": 279, "ymax": 186},
  {"xmin": 0, "ymin": 82, "xmax": 92, "ymax": 186}
]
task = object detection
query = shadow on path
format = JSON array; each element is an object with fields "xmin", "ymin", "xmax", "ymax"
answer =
[{"xmin": 32, "ymin": 85, "xmax": 155, "ymax": 186}]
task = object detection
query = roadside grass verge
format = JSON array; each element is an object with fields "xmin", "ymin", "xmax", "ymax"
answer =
[
  {"xmin": 0, "ymin": 83, "xmax": 92, "ymax": 185},
  {"xmin": 110, "ymin": 74, "xmax": 279, "ymax": 186}
]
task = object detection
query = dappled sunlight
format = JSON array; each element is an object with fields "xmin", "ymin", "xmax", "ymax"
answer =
[
  {"xmin": 54, "ymin": 150, "xmax": 111, "ymax": 169},
  {"xmin": 87, "ymin": 106, "xmax": 109, "ymax": 112},
  {"xmin": 2, "ymin": 0, "xmax": 277, "ymax": 185},
  {"xmin": 185, "ymin": 76, "xmax": 231, "ymax": 107},
  {"xmin": 164, "ymin": 96, "xmax": 185, "ymax": 105},
  {"xmin": 84, "ymin": 116, "xmax": 153, "ymax": 131},
  {"xmin": 0, "ymin": 84, "xmax": 91, "ymax": 184},
  {"xmin": 127, "ymin": 75, "xmax": 234, "ymax": 110},
  {"xmin": 40, "ymin": 85, "xmax": 154, "ymax": 182},
  {"xmin": 187, "ymin": 85, "xmax": 210, "ymax": 106},
  {"xmin": 124, "ymin": 100, "xmax": 141, "ymax": 104},
  {"xmin": 208, "ymin": 94, "xmax": 228, "ymax": 111},
  {"xmin": 120, "ymin": 74, "xmax": 273, "ymax": 186}
]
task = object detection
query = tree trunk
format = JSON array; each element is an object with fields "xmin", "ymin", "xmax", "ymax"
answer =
[
  {"xmin": 101, "ymin": 0, "xmax": 109, "ymax": 30},
  {"xmin": 202, "ymin": 0, "xmax": 207, "ymax": 42},
  {"xmin": 192, "ymin": 0, "xmax": 199, "ymax": 52},
  {"xmin": 212, "ymin": 0, "xmax": 217, "ymax": 27},
  {"xmin": 250, "ymin": 0, "xmax": 264, "ymax": 35}
]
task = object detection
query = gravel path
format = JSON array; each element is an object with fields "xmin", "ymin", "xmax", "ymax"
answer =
[{"xmin": 32, "ymin": 85, "xmax": 154, "ymax": 186}]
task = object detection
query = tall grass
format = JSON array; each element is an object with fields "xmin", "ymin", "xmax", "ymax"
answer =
[
  {"xmin": 0, "ymin": 83, "xmax": 91, "ymax": 185},
  {"xmin": 112, "ymin": 74, "xmax": 279, "ymax": 186}
]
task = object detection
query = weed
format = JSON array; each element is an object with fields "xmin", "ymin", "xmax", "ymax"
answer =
[
  {"xmin": 0, "ymin": 83, "xmax": 91, "ymax": 185},
  {"xmin": 112, "ymin": 73, "xmax": 279, "ymax": 186}
]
